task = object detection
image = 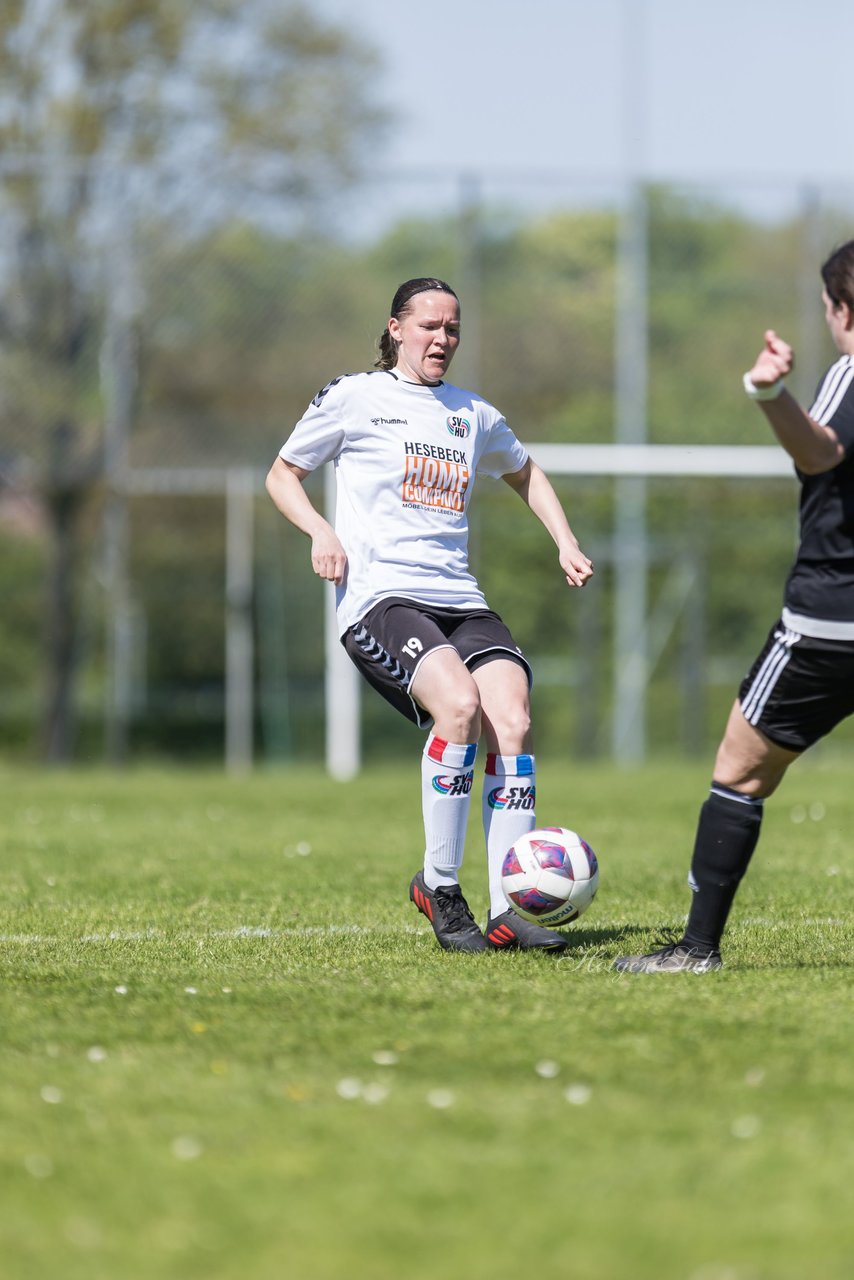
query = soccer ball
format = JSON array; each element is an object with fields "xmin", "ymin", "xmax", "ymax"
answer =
[{"xmin": 501, "ymin": 827, "xmax": 599, "ymax": 927}]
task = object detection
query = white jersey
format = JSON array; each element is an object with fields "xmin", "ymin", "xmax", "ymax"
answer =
[{"xmin": 279, "ymin": 370, "xmax": 528, "ymax": 633}]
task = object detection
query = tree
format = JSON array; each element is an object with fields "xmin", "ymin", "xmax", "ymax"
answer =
[{"xmin": 0, "ymin": 0, "xmax": 387, "ymax": 759}]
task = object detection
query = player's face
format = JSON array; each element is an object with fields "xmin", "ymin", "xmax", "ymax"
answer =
[
  {"xmin": 387, "ymin": 291, "xmax": 461, "ymax": 384},
  {"xmin": 822, "ymin": 287, "xmax": 854, "ymax": 354}
]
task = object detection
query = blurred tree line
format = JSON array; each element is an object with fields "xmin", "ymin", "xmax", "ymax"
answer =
[
  {"xmin": 3, "ymin": 182, "xmax": 838, "ymax": 763},
  {"xmin": 0, "ymin": 0, "xmax": 384, "ymax": 759},
  {"xmin": 0, "ymin": 4, "xmax": 849, "ymax": 764}
]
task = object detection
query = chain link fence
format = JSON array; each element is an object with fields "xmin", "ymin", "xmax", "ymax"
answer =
[{"xmin": 2, "ymin": 165, "xmax": 854, "ymax": 764}]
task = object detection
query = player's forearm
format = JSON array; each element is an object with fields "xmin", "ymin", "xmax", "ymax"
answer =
[
  {"xmin": 518, "ymin": 461, "xmax": 582, "ymax": 553},
  {"xmin": 757, "ymin": 392, "xmax": 844, "ymax": 475}
]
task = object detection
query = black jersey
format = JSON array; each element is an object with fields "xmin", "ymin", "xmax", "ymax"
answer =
[{"xmin": 783, "ymin": 355, "xmax": 854, "ymax": 630}]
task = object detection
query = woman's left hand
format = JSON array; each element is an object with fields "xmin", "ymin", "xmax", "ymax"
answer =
[{"xmin": 560, "ymin": 544, "xmax": 594, "ymax": 587}]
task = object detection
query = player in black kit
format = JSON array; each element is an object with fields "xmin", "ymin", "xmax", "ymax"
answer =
[{"xmin": 615, "ymin": 238, "xmax": 854, "ymax": 973}]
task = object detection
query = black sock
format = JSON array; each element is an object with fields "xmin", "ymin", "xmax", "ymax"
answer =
[{"xmin": 682, "ymin": 783, "xmax": 763, "ymax": 951}]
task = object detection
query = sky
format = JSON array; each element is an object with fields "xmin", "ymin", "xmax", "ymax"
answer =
[{"xmin": 314, "ymin": 0, "xmax": 853, "ymax": 214}]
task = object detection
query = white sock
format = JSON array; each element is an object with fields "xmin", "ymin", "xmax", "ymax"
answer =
[
  {"xmin": 483, "ymin": 752, "xmax": 536, "ymax": 917},
  {"xmin": 421, "ymin": 734, "xmax": 477, "ymax": 889}
]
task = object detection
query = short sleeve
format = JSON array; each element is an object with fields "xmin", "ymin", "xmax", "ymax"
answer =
[
  {"xmin": 810, "ymin": 358, "xmax": 854, "ymax": 453},
  {"xmin": 279, "ymin": 375, "xmax": 351, "ymax": 471},
  {"xmin": 476, "ymin": 414, "xmax": 529, "ymax": 479}
]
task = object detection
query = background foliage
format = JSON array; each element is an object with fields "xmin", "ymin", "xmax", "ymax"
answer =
[{"xmin": 1, "ymin": 3, "xmax": 852, "ymax": 765}]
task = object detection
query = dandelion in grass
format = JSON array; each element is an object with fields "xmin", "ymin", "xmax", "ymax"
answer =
[
  {"xmin": 535, "ymin": 1059, "xmax": 559, "ymax": 1078},
  {"xmin": 789, "ymin": 805, "xmax": 806, "ymax": 824},
  {"xmin": 86, "ymin": 1046, "xmax": 107, "ymax": 1063},
  {"xmin": 64, "ymin": 1216, "xmax": 102, "ymax": 1248},
  {"xmin": 24, "ymin": 1154, "xmax": 53, "ymax": 1179},
  {"xmin": 809, "ymin": 802, "xmax": 826, "ymax": 821},
  {"xmin": 114, "ymin": 985, "xmax": 128, "ymax": 995},
  {"xmin": 731, "ymin": 1115, "xmax": 761, "ymax": 1139},
  {"xmin": 172, "ymin": 1136, "xmax": 203, "ymax": 1161},
  {"xmin": 362, "ymin": 1083, "xmax": 389, "ymax": 1105},
  {"xmin": 285, "ymin": 1083, "xmax": 312, "ymax": 1102},
  {"xmin": 336, "ymin": 1077, "xmax": 362, "ymax": 1100},
  {"xmin": 184, "ymin": 987, "xmax": 198, "ymax": 995},
  {"xmin": 564, "ymin": 1084, "xmax": 591, "ymax": 1106},
  {"xmin": 40, "ymin": 1085, "xmax": 63, "ymax": 1104},
  {"xmin": 283, "ymin": 841, "xmax": 313, "ymax": 858},
  {"xmin": 426, "ymin": 1089, "xmax": 454, "ymax": 1110},
  {"xmin": 372, "ymin": 1050, "xmax": 398, "ymax": 1066}
]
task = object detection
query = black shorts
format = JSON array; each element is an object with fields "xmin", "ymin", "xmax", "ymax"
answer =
[
  {"xmin": 342, "ymin": 596, "xmax": 532, "ymax": 729},
  {"xmin": 738, "ymin": 618, "xmax": 854, "ymax": 751}
]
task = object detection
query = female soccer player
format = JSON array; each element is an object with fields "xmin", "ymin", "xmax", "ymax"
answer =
[
  {"xmin": 615, "ymin": 239, "xmax": 854, "ymax": 973},
  {"xmin": 266, "ymin": 277, "xmax": 593, "ymax": 953}
]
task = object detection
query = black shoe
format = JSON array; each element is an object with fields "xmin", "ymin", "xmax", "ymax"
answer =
[
  {"xmin": 409, "ymin": 871, "xmax": 488, "ymax": 952},
  {"xmin": 485, "ymin": 909, "xmax": 569, "ymax": 953},
  {"xmin": 613, "ymin": 941, "xmax": 722, "ymax": 973}
]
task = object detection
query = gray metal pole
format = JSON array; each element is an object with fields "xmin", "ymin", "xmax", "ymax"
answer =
[
  {"xmin": 612, "ymin": 183, "xmax": 649, "ymax": 763},
  {"xmin": 612, "ymin": 0, "xmax": 649, "ymax": 764},
  {"xmin": 225, "ymin": 468, "xmax": 255, "ymax": 773},
  {"xmin": 797, "ymin": 185, "xmax": 824, "ymax": 406},
  {"xmin": 324, "ymin": 465, "xmax": 360, "ymax": 779},
  {"xmin": 101, "ymin": 227, "xmax": 137, "ymax": 764},
  {"xmin": 453, "ymin": 171, "xmax": 483, "ymax": 392}
]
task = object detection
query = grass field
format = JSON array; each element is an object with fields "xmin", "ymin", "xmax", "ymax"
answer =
[{"xmin": 1, "ymin": 756, "xmax": 852, "ymax": 1280}]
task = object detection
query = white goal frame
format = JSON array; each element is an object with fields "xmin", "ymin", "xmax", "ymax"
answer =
[{"xmin": 325, "ymin": 444, "xmax": 793, "ymax": 779}]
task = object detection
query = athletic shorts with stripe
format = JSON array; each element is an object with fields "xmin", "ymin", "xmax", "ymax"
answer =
[
  {"xmin": 739, "ymin": 618, "xmax": 854, "ymax": 751},
  {"xmin": 342, "ymin": 596, "xmax": 532, "ymax": 730}
]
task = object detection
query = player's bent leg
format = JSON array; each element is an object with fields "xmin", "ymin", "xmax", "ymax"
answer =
[
  {"xmin": 614, "ymin": 702, "xmax": 801, "ymax": 974},
  {"xmin": 472, "ymin": 658, "xmax": 532, "ymax": 756},
  {"xmin": 472, "ymin": 659, "xmax": 567, "ymax": 952},
  {"xmin": 409, "ymin": 648, "xmax": 486, "ymax": 951},
  {"xmin": 713, "ymin": 700, "xmax": 800, "ymax": 799},
  {"xmin": 410, "ymin": 646, "xmax": 482, "ymax": 744}
]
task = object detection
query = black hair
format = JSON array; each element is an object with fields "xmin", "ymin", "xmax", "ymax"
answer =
[
  {"xmin": 374, "ymin": 277, "xmax": 459, "ymax": 370},
  {"xmin": 821, "ymin": 240, "xmax": 854, "ymax": 311}
]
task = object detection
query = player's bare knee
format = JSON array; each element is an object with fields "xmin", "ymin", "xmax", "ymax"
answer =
[
  {"xmin": 435, "ymin": 682, "xmax": 481, "ymax": 743},
  {"xmin": 486, "ymin": 702, "xmax": 531, "ymax": 753}
]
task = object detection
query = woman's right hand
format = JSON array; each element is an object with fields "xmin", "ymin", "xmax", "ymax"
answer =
[
  {"xmin": 748, "ymin": 329, "xmax": 794, "ymax": 386},
  {"xmin": 311, "ymin": 528, "xmax": 348, "ymax": 585}
]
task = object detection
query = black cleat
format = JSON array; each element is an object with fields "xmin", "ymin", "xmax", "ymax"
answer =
[
  {"xmin": 485, "ymin": 909, "xmax": 569, "ymax": 953},
  {"xmin": 409, "ymin": 871, "xmax": 488, "ymax": 952},
  {"xmin": 613, "ymin": 942, "xmax": 722, "ymax": 973}
]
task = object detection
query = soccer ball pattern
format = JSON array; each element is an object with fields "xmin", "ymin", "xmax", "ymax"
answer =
[{"xmin": 501, "ymin": 827, "xmax": 599, "ymax": 927}]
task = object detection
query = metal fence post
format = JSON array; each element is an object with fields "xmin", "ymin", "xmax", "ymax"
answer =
[{"xmin": 225, "ymin": 467, "xmax": 255, "ymax": 773}]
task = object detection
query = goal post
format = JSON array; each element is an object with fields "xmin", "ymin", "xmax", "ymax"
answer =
[{"xmin": 324, "ymin": 443, "xmax": 794, "ymax": 779}]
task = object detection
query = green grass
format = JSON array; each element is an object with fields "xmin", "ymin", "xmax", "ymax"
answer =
[{"xmin": 1, "ymin": 757, "xmax": 852, "ymax": 1280}]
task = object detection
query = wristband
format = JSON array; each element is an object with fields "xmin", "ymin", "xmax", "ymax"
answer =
[{"xmin": 743, "ymin": 372, "xmax": 785, "ymax": 401}]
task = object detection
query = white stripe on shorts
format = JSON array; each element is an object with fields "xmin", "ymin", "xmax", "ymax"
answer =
[{"xmin": 740, "ymin": 627, "xmax": 800, "ymax": 725}]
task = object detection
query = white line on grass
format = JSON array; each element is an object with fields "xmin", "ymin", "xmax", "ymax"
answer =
[
  {"xmin": 0, "ymin": 917, "xmax": 848, "ymax": 946},
  {"xmin": 0, "ymin": 925, "xmax": 428, "ymax": 944}
]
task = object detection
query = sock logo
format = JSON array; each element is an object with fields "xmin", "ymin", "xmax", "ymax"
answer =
[
  {"xmin": 432, "ymin": 771, "xmax": 474, "ymax": 796},
  {"xmin": 488, "ymin": 785, "xmax": 536, "ymax": 811}
]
